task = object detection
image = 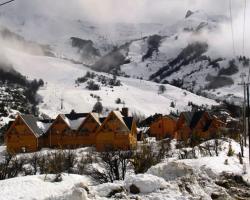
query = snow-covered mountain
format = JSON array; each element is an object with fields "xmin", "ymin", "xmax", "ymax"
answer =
[
  {"xmin": 2, "ymin": 48, "xmax": 216, "ymax": 119},
  {"xmin": 115, "ymin": 10, "xmax": 248, "ymax": 103},
  {"xmin": 0, "ymin": 6, "xmax": 245, "ymax": 127}
]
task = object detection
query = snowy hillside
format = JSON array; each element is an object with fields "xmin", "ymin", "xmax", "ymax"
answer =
[
  {"xmin": 3, "ymin": 48, "xmax": 217, "ymax": 118},
  {"xmin": 118, "ymin": 10, "xmax": 248, "ymax": 103}
]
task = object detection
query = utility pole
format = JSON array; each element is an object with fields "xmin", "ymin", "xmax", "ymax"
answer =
[
  {"xmin": 239, "ymin": 73, "xmax": 247, "ymax": 146},
  {"xmin": 247, "ymin": 84, "xmax": 250, "ymax": 164}
]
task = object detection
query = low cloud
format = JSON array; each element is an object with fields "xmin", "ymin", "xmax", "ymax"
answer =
[
  {"xmin": 0, "ymin": 0, "xmax": 246, "ymax": 24},
  {"xmin": 0, "ymin": 0, "xmax": 249, "ymax": 59}
]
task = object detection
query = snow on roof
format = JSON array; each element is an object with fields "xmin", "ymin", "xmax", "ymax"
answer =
[
  {"xmin": 36, "ymin": 121, "xmax": 52, "ymax": 133},
  {"xmin": 64, "ymin": 117, "xmax": 86, "ymax": 130},
  {"xmin": 90, "ymin": 112, "xmax": 101, "ymax": 125},
  {"xmin": 112, "ymin": 111, "xmax": 127, "ymax": 126},
  {"xmin": 21, "ymin": 115, "xmax": 43, "ymax": 137}
]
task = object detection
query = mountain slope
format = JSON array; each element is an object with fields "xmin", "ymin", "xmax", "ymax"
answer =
[
  {"xmin": 2, "ymin": 48, "xmax": 217, "ymax": 118},
  {"xmin": 116, "ymin": 10, "xmax": 247, "ymax": 103}
]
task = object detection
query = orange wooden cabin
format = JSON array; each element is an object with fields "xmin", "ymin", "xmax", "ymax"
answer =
[
  {"xmin": 95, "ymin": 111, "xmax": 137, "ymax": 151},
  {"xmin": 43, "ymin": 112, "xmax": 100, "ymax": 148},
  {"xmin": 176, "ymin": 111, "xmax": 224, "ymax": 141},
  {"xmin": 5, "ymin": 109, "xmax": 138, "ymax": 153},
  {"xmin": 4, "ymin": 114, "xmax": 51, "ymax": 153},
  {"xmin": 149, "ymin": 115, "xmax": 177, "ymax": 140}
]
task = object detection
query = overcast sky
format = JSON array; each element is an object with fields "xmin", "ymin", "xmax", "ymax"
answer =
[
  {"xmin": 0, "ymin": 0, "xmax": 246, "ymax": 24},
  {"xmin": 1, "ymin": 0, "xmax": 249, "ymax": 58}
]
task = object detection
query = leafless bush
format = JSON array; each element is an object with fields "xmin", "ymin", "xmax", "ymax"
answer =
[
  {"xmin": 131, "ymin": 140, "xmax": 170, "ymax": 174},
  {"xmin": 77, "ymin": 152, "xmax": 94, "ymax": 175},
  {"xmin": 29, "ymin": 153, "xmax": 40, "ymax": 175},
  {"xmin": 178, "ymin": 148, "xmax": 197, "ymax": 159},
  {"xmin": 34, "ymin": 150, "xmax": 77, "ymax": 175},
  {"xmin": 84, "ymin": 148, "xmax": 133, "ymax": 183},
  {"xmin": 0, "ymin": 153, "xmax": 26, "ymax": 180}
]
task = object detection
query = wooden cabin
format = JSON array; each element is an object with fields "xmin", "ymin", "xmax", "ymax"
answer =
[
  {"xmin": 44, "ymin": 112, "xmax": 88, "ymax": 148},
  {"xmin": 5, "ymin": 114, "xmax": 46, "ymax": 153},
  {"xmin": 149, "ymin": 115, "xmax": 177, "ymax": 140},
  {"xmin": 176, "ymin": 111, "xmax": 224, "ymax": 141},
  {"xmin": 76, "ymin": 113, "xmax": 102, "ymax": 146},
  {"xmin": 95, "ymin": 111, "xmax": 137, "ymax": 151}
]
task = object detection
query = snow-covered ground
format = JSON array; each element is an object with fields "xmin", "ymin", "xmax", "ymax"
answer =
[
  {"xmin": 0, "ymin": 174, "xmax": 91, "ymax": 200},
  {"xmin": 0, "ymin": 139, "xmax": 250, "ymax": 200}
]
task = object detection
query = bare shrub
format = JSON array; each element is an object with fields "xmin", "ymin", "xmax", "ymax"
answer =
[
  {"xmin": 77, "ymin": 152, "xmax": 94, "ymax": 175},
  {"xmin": 84, "ymin": 148, "xmax": 133, "ymax": 183},
  {"xmin": 0, "ymin": 153, "xmax": 26, "ymax": 180},
  {"xmin": 37, "ymin": 150, "xmax": 77, "ymax": 175},
  {"xmin": 131, "ymin": 141, "xmax": 169, "ymax": 174}
]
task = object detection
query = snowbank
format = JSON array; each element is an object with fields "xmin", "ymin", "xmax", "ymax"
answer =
[
  {"xmin": 0, "ymin": 174, "xmax": 90, "ymax": 200},
  {"xmin": 91, "ymin": 182, "xmax": 124, "ymax": 197},
  {"xmin": 125, "ymin": 174, "xmax": 168, "ymax": 194},
  {"xmin": 147, "ymin": 161, "xmax": 194, "ymax": 181}
]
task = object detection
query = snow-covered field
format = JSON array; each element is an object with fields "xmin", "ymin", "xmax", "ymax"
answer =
[{"xmin": 0, "ymin": 139, "xmax": 250, "ymax": 200}]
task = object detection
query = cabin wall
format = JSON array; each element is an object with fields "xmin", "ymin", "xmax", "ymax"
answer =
[
  {"xmin": 176, "ymin": 115, "xmax": 191, "ymax": 141},
  {"xmin": 96, "ymin": 113, "xmax": 137, "ymax": 151},
  {"xmin": 150, "ymin": 118, "xmax": 177, "ymax": 140},
  {"xmin": 45, "ymin": 117, "xmax": 71, "ymax": 148},
  {"xmin": 5, "ymin": 117, "xmax": 38, "ymax": 153},
  {"xmin": 77, "ymin": 116, "xmax": 100, "ymax": 146},
  {"xmin": 176, "ymin": 113, "xmax": 225, "ymax": 141},
  {"xmin": 96, "ymin": 131, "xmax": 134, "ymax": 151}
]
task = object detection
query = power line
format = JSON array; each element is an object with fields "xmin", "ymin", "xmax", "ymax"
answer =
[
  {"xmin": 229, "ymin": 0, "xmax": 236, "ymax": 57},
  {"xmin": 0, "ymin": 0, "xmax": 15, "ymax": 7}
]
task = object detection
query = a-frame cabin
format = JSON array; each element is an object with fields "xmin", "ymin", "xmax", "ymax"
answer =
[
  {"xmin": 149, "ymin": 115, "xmax": 177, "ymax": 140},
  {"xmin": 44, "ymin": 114, "xmax": 72, "ymax": 148},
  {"xmin": 176, "ymin": 111, "xmax": 224, "ymax": 141},
  {"xmin": 5, "ymin": 114, "xmax": 44, "ymax": 153},
  {"xmin": 95, "ymin": 111, "xmax": 137, "ymax": 151},
  {"xmin": 44, "ymin": 111, "xmax": 89, "ymax": 148},
  {"xmin": 76, "ymin": 112, "xmax": 102, "ymax": 146}
]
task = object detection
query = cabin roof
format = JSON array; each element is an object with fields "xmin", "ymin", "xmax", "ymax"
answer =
[
  {"xmin": 20, "ymin": 115, "xmax": 44, "ymax": 137},
  {"xmin": 139, "ymin": 113, "xmax": 162, "ymax": 127},
  {"xmin": 57, "ymin": 111, "xmax": 88, "ymax": 130},
  {"xmin": 60, "ymin": 115, "xmax": 85, "ymax": 130},
  {"xmin": 99, "ymin": 117, "xmax": 106, "ymax": 123},
  {"xmin": 89, "ymin": 112, "xmax": 102, "ymax": 125},
  {"xmin": 107, "ymin": 111, "xmax": 134, "ymax": 130},
  {"xmin": 64, "ymin": 112, "xmax": 88, "ymax": 120},
  {"xmin": 166, "ymin": 114, "xmax": 178, "ymax": 121},
  {"xmin": 182, "ymin": 111, "xmax": 206, "ymax": 129},
  {"xmin": 36, "ymin": 121, "xmax": 53, "ymax": 133},
  {"xmin": 97, "ymin": 111, "xmax": 134, "ymax": 133},
  {"xmin": 123, "ymin": 117, "xmax": 133, "ymax": 130}
]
